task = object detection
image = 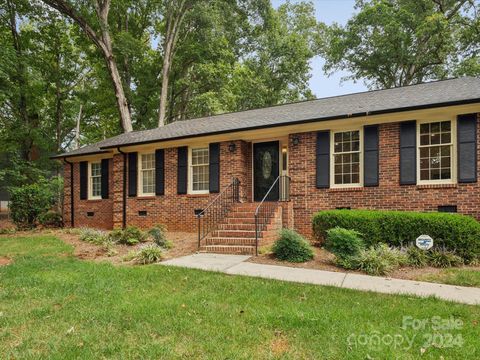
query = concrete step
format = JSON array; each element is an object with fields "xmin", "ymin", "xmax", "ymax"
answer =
[
  {"xmin": 200, "ymin": 245, "xmax": 255, "ymax": 255},
  {"xmin": 211, "ymin": 230, "xmax": 258, "ymax": 238},
  {"xmin": 217, "ymin": 223, "xmax": 257, "ymax": 231},
  {"xmin": 205, "ymin": 237, "xmax": 257, "ymax": 246},
  {"xmin": 225, "ymin": 217, "xmax": 257, "ymax": 224}
]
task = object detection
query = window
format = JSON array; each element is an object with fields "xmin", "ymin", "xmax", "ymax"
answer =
[
  {"xmin": 418, "ymin": 121, "xmax": 454, "ymax": 183},
  {"xmin": 139, "ymin": 153, "xmax": 155, "ymax": 195},
  {"xmin": 190, "ymin": 147, "xmax": 209, "ymax": 193},
  {"xmin": 332, "ymin": 130, "xmax": 362, "ymax": 186},
  {"xmin": 89, "ymin": 162, "xmax": 102, "ymax": 199}
]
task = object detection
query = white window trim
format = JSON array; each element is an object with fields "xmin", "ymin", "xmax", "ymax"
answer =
[
  {"xmin": 416, "ymin": 119, "xmax": 457, "ymax": 185},
  {"xmin": 330, "ymin": 128, "xmax": 364, "ymax": 188},
  {"xmin": 138, "ymin": 152, "xmax": 156, "ymax": 197},
  {"xmin": 88, "ymin": 162, "xmax": 102, "ymax": 200},
  {"xmin": 188, "ymin": 146, "xmax": 210, "ymax": 195}
]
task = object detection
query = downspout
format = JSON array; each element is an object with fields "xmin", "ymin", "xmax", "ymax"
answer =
[
  {"xmin": 63, "ymin": 158, "xmax": 74, "ymax": 228},
  {"xmin": 117, "ymin": 147, "xmax": 127, "ymax": 229}
]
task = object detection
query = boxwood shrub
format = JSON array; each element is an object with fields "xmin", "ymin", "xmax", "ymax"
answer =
[{"xmin": 313, "ymin": 210, "xmax": 480, "ymax": 262}]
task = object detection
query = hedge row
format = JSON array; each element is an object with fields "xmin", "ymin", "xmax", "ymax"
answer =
[{"xmin": 312, "ymin": 210, "xmax": 480, "ymax": 262}]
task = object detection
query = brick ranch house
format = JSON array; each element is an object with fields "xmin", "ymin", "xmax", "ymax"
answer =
[{"xmin": 53, "ymin": 77, "xmax": 480, "ymax": 254}]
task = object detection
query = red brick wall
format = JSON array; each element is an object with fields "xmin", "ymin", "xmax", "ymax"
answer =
[
  {"xmin": 63, "ymin": 159, "xmax": 114, "ymax": 230},
  {"xmin": 288, "ymin": 116, "xmax": 480, "ymax": 237},
  {"xmin": 115, "ymin": 140, "xmax": 252, "ymax": 231}
]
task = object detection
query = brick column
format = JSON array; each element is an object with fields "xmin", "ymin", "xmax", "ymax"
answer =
[
  {"xmin": 113, "ymin": 153, "xmax": 125, "ymax": 229},
  {"xmin": 63, "ymin": 162, "xmax": 72, "ymax": 227}
]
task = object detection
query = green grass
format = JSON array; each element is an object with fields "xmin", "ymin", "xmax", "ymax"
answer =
[
  {"xmin": 1, "ymin": 235, "xmax": 479, "ymax": 359},
  {"xmin": 418, "ymin": 268, "xmax": 480, "ymax": 287}
]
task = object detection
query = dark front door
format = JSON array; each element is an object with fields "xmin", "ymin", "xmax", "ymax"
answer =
[{"xmin": 253, "ymin": 141, "xmax": 279, "ymax": 201}]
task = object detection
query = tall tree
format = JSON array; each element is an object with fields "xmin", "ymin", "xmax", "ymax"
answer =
[
  {"xmin": 321, "ymin": 0, "xmax": 479, "ymax": 89},
  {"xmin": 40, "ymin": 0, "xmax": 133, "ymax": 132}
]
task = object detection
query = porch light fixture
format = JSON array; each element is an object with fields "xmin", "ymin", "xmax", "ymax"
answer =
[
  {"xmin": 228, "ymin": 142, "xmax": 236, "ymax": 152},
  {"xmin": 292, "ymin": 136, "xmax": 300, "ymax": 146}
]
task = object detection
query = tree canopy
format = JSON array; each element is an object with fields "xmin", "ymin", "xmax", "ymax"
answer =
[{"xmin": 321, "ymin": 0, "xmax": 480, "ymax": 89}]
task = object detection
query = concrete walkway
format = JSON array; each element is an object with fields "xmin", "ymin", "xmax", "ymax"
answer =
[{"xmin": 161, "ymin": 254, "xmax": 480, "ymax": 305}]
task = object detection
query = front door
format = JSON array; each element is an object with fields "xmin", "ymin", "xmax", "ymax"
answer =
[{"xmin": 253, "ymin": 141, "xmax": 279, "ymax": 201}]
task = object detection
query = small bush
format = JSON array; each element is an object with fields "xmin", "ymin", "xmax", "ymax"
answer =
[
  {"xmin": 108, "ymin": 226, "xmax": 147, "ymax": 245},
  {"xmin": 406, "ymin": 246, "xmax": 429, "ymax": 268},
  {"xmin": 0, "ymin": 228, "xmax": 16, "ymax": 235},
  {"xmin": 355, "ymin": 244, "xmax": 406, "ymax": 276},
  {"xmin": 272, "ymin": 229, "xmax": 314, "ymax": 263},
  {"xmin": 102, "ymin": 239, "xmax": 118, "ymax": 257},
  {"xmin": 135, "ymin": 244, "xmax": 163, "ymax": 264},
  {"xmin": 9, "ymin": 184, "xmax": 52, "ymax": 229},
  {"xmin": 313, "ymin": 209, "xmax": 480, "ymax": 262},
  {"xmin": 324, "ymin": 227, "xmax": 364, "ymax": 260},
  {"xmin": 79, "ymin": 228, "xmax": 108, "ymax": 245},
  {"xmin": 428, "ymin": 249, "xmax": 463, "ymax": 268},
  {"xmin": 148, "ymin": 225, "xmax": 172, "ymax": 249},
  {"xmin": 39, "ymin": 210, "xmax": 63, "ymax": 228}
]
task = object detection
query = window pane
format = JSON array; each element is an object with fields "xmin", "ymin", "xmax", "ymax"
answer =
[
  {"xmin": 418, "ymin": 122, "xmax": 452, "ymax": 182},
  {"xmin": 191, "ymin": 148, "xmax": 209, "ymax": 191},
  {"xmin": 332, "ymin": 131, "xmax": 360, "ymax": 185}
]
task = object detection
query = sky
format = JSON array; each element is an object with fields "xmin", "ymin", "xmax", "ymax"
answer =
[{"xmin": 271, "ymin": 0, "xmax": 368, "ymax": 98}]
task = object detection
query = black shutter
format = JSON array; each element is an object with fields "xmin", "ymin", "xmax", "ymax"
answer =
[
  {"xmin": 458, "ymin": 113, "xmax": 477, "ymax": 183},
  {"xmin": 79, "ymin": 161, "xmax": 88, "ymax": 200},
  {"xmin": 400, "ymin": 121, "xmax": 416, "ymax": 185},
  {"xmin": 364, "ymin": 125, "xmax": 379, "ymax": 186},
  {"xmin": 128, "ymin": 152, "xmax": 137, "ymax": 197},
  {"xmin": 209, "ymin": 143, "xmax": 220, "ymax": 193},
  {"xmin": 316, "ymin": 131, "xmax": 330, "ymax": 188},
  {"xmin": 155, "ymin": 149, "xmax": 165, "ymax": 195},
  {"xmin": 101, "ymin": 159, "xmax": 109, "ymax": 199},
  {"xmin": 177, "ymin": 147, "xmax": 188, "ymax": 194}
]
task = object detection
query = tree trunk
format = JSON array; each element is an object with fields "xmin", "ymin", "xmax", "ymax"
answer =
[
  {"xmin": 41, "ymin": 0, "xmax": 133, "ymax": 133},
  {"xmin": 75, "ymin": 104, "xmax": 83, "ymax": 149},
  {"xmin": 157, "ymin": 0, "xmax": 189, "ymax": 127}
]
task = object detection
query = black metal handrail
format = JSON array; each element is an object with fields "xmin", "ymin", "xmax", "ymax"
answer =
[
  {"xmin": 196, "ymin": 177, "xmax": 240, "ymax": 249},
  {"xmin": 254, "ymin": 175, "xmax": 290, "ymax": 255}
]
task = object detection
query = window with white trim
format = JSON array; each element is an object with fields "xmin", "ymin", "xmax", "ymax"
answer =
[
  {"xmin": 419, "ymin": 120, "xmax": 454, "ymax": 182},
  {"xmin": 139, "ymin": 153, "xmax": 155, "ymax": 195},
  {"xmin": 332, "ymin": 130, "xmax": 361, "ymax": 186},
  {"xmin": 89, "ymin": 162, "xmax": 102, "ymax": 199},
  {"xmin": 190, "ymin": 147, "xmax": 209, "ymax": 193}
]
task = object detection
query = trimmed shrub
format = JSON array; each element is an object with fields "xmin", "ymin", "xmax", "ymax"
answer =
[
  {"xmin": 135, "ymin": 244, "xmax": 163, "ymax": 264},
  {"xmin": 324, "ymin": 227, "xmax": 364, "ymax": 260},
  {"xmin": 148, "ymin": 225, "xmax": 172, "ymax": 249},
  {"xmin": 428, "ymin": 249, "xmax": 463, "ymax": 268},
  {"xmin": 79, "ymin": 228, "xmax": 108, "ymax": 245},
  {"xmin": 108, "ymin": 226, "xmax": 147, "ymax": 245},
  {"xmin": 355, "ymin": 244, "xmax": 407, "ymax": 276},
  {"xmin": 406, "ymin": 246, "xmax": 429, "ymax": 268},
  {"xmin": 9, "ymin": 184, "xmax": 53, "ymax": 229},
  {"xmin": 272, "ymin": 229, "xmax": 314, "ymax": 263},
  {"xmin": 313, "ymin": 210, "xmax": 480, "ymax": 262},
  {"xmin": 39, "ymin": 210, "xmax": 63, "ymax": 228}
]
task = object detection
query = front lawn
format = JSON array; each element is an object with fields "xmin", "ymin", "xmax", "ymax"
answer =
[
  {"xmin": 418, "ymin": 268, "xmax": 480, "ymax": 287},
  {"xmin": 0, "ymin": 235, "xmax": 479, "ymax": 359}
]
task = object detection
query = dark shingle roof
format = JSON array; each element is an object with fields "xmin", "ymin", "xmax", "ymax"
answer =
[{"xmin": 54, "ymin": 77, "xmax": 480, "ymax": 158}]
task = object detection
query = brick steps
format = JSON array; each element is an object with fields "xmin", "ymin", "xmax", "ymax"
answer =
[{"xmin": 200, "ymin": 202, "xmax": 282, "ymax": 255}]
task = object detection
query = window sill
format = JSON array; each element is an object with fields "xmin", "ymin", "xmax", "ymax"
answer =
[
  {"xmin": 327, "ymin": 187, "xmax": 363, "ymax": 193},
  {"xmin": 86, "ymin": 198, "xmax": 103, "ymax": 202},
  {"xmin": 416, "ymin": 183, "xmax": 457, "ymax": 189},
  {"xmin": 186, "ymin": 193, "xmax": 210, "ymax": 198},
  {"xmin": 136, "ymin": 195, "xmax": 156, "ymax": 200}
]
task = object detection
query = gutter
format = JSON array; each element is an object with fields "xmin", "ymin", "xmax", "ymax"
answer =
[
  {"xmin": 63, "ymin": 158, "xmax": 75, "ymax": 228},
  {"xmin": 117, "ymin": 147, "xmax": 127, "ymax": 229},
  {"xmin": 98, "ymin": 98, "xmax": 480, "ymax": 151}
]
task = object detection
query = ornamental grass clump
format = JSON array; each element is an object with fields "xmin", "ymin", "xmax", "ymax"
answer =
[{"xmin": 135, "ymin": 244, "xmax": 163, "ymax": 264}]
